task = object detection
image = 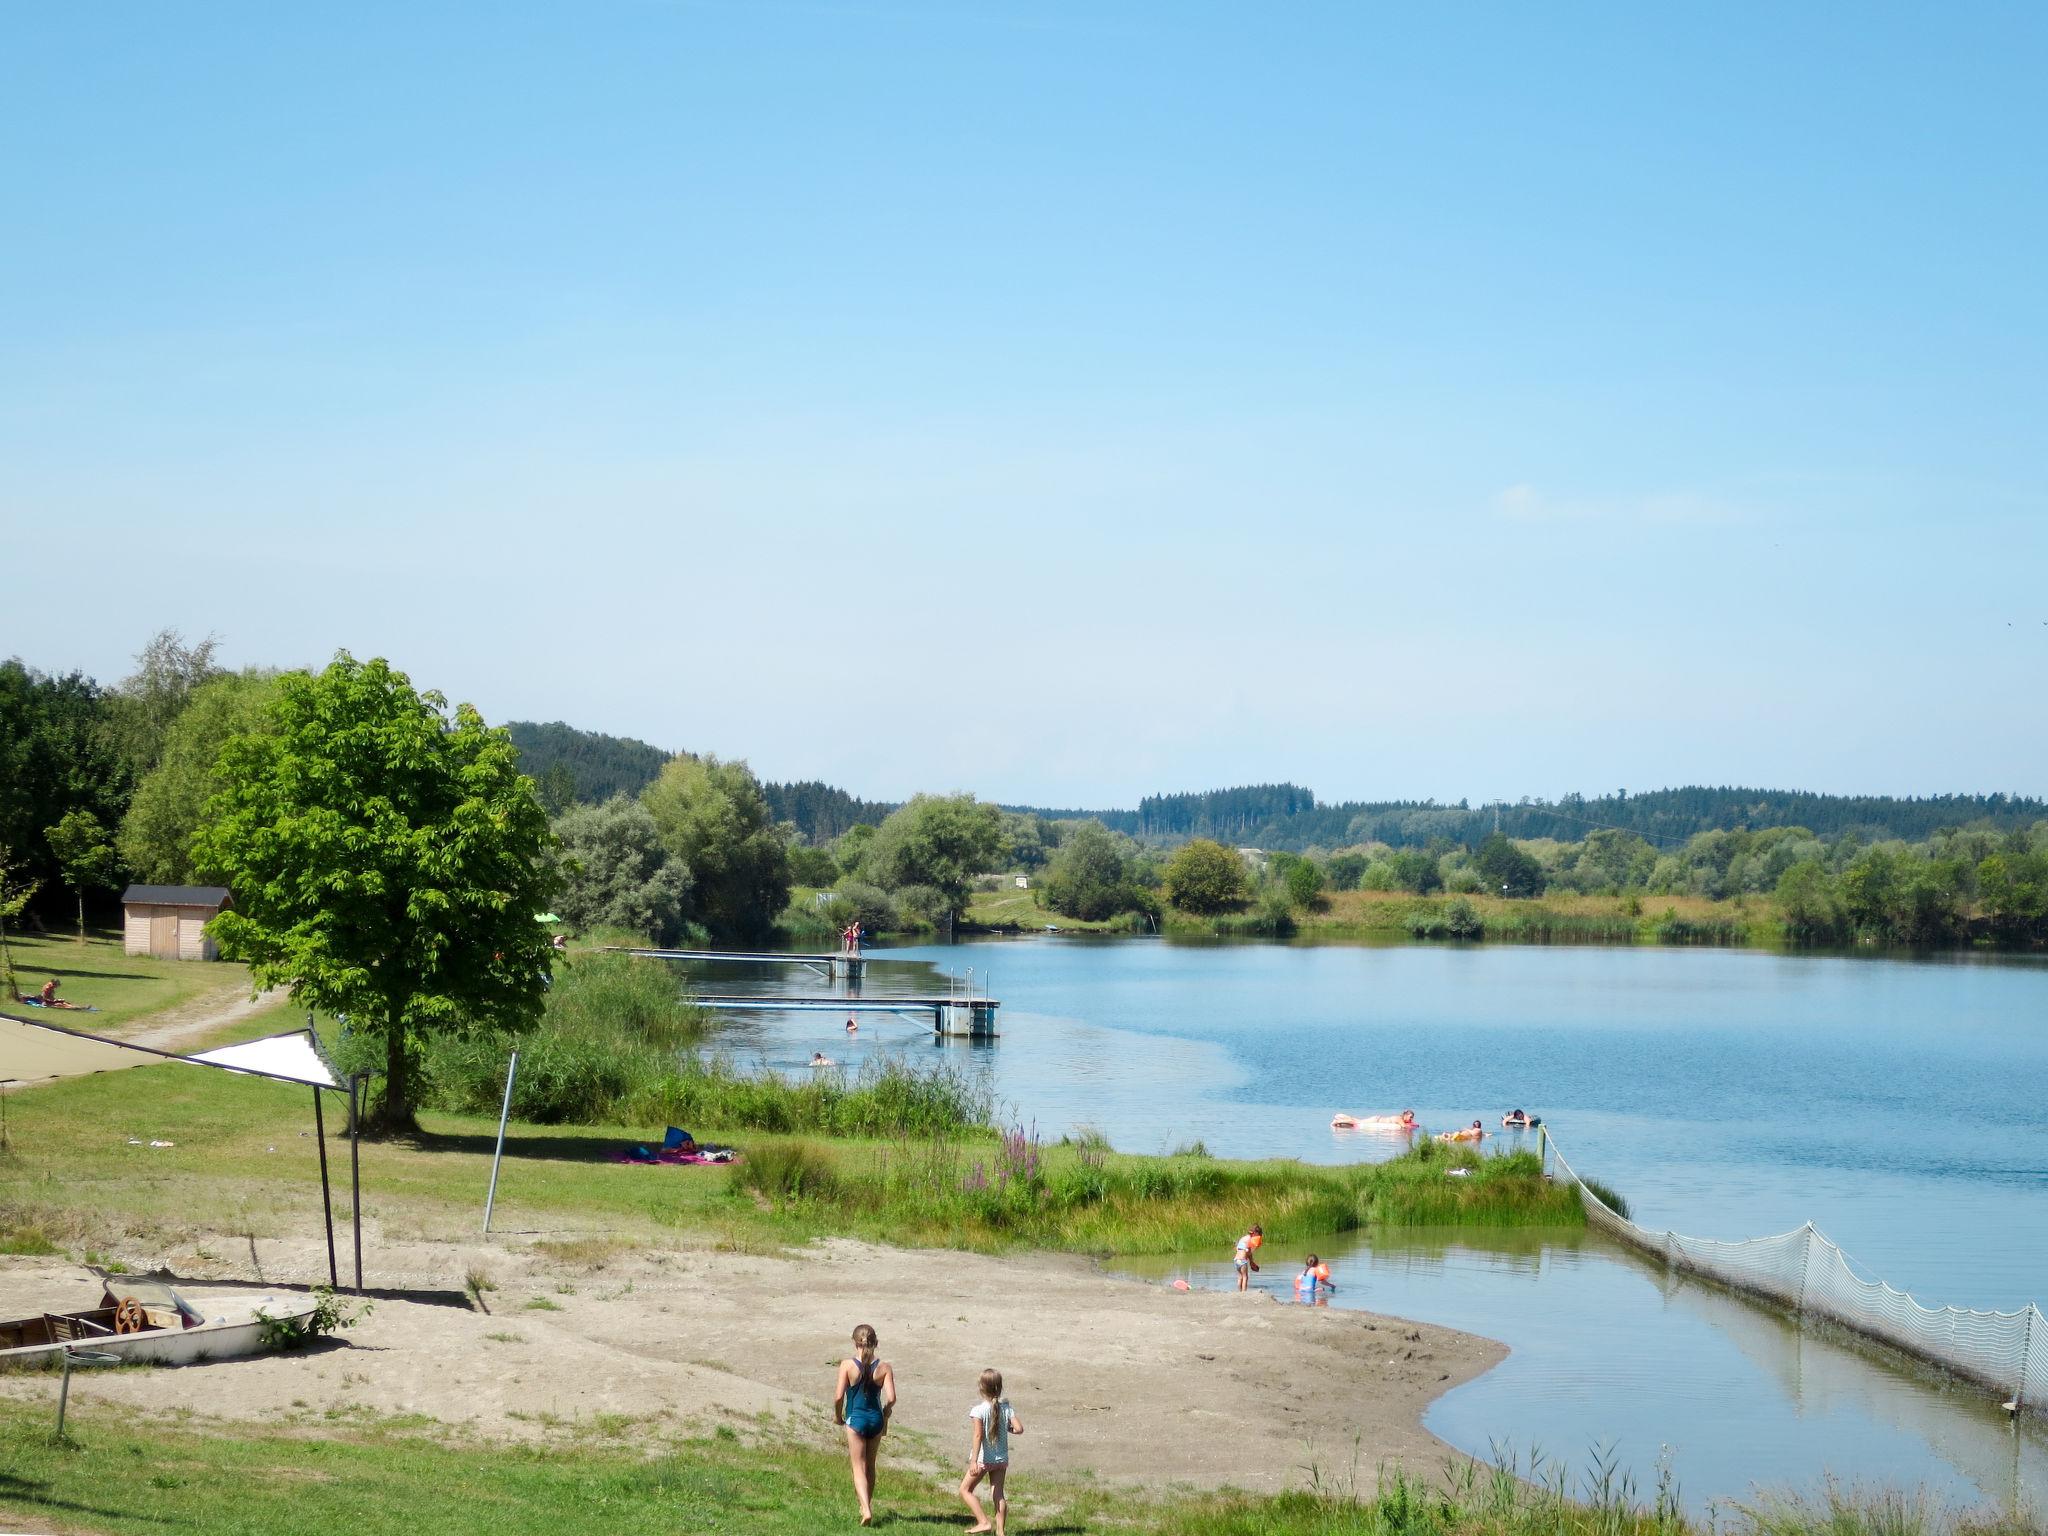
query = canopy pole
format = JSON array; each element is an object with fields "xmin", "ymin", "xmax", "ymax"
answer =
[
  {"xmin": 348, "ymin": 1074, "xmax": 364, "ymax": 1294},
  {"xmin": 483, "ymin": 1051, "xmax": 519, "ymax": 1235},
  {"xmin": 313, "ymin": 1086, "xmax": 338, "ymax": 1290}
]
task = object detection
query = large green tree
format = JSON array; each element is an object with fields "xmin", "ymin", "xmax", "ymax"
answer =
[
  {"xmin": 0, "ymin": 660, "xmax": 130, "ymax": 921},
  {"xmin": 45, "ymin": 810, "xmax": 117, "ymax": 941},
  {"xmin": 859, "ymin": 794, "xmax": 1004, "ymax": 921},
  {"xmin": 1162, "ymin": 838, "xmax": 1250, "ymax": 914},
  {"xmin": 194, "ymin": 653, "xmax": 558, "ymax": 1131},
  {"xmin": 118, "ymin": 670, "xmax": 280, "ymax": 883},
  {"xmin": 1040, "ymin": 820, "xmax": 1145, "ymax": 921},
  {"xmin": 640, "ymin": 755, "xmax": 790, "ymax": 943},
  {"xmin": 549, "ymin": 796, "xmax": 692, "ymax": 943},
  {"xmin": 1473, "ymin": 833, "xmax": 1545, "ymax": 899},
  {"xmin": 110, "ymin": 628, "xmax": 223, "ymax": 779}
]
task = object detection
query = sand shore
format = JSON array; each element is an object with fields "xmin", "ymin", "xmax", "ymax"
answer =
[{"xmin": 0, "ymin": 1233, "xmax": 1500, "ymax": 1492}]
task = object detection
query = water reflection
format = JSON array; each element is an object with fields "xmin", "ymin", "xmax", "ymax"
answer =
[
  {"xmin": 1114, "ymin": 1230, "xmax": 2048, "ymax": 1517},
  {"xmin": 690, "ymin": 940, "xmax": 2048, "ymax": 1512}
]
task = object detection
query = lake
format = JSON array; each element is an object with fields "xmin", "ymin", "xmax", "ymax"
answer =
[{"xmin": 697, "ymin": 936, "xmax": 2048, "ymax": 1514}]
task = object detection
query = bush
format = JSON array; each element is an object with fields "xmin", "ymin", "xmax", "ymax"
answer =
[
  {"xmin": 1163, "ymin": 839, "xmax": 1251, "ymax": 914},
  {"xmin": 735, "ymin": 1141, "xmax": 840, "ymax": 1202},
  {"xmin": 824, "ymin": 881, "xmax": 898, "ymax": 934},
  {"xmin": 1407, "ymin": 898, "xmax": 1484, "ymax": 940},
  {"xmin": 417, "ymin": 953, "xmax": 707, "ymax": 1124}
]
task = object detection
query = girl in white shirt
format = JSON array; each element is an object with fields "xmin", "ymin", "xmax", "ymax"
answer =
[{"xmin": 959, "ymin": 1367, "xmax": 1023, "ymax": 1535}]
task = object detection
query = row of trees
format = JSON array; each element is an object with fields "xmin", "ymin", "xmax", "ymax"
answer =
[
  {"xmin": 0, "ymin": 634, "xmax": 281, "ymax": 941},
  {"xmin": 1014, "ymin": 785, "xmax": 2048, "ymax": 854}
]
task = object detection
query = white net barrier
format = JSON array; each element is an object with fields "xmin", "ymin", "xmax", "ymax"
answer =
[{"xmin": 1545, "ymin": 1132, "xmax": 2044, "ymax": 1417}]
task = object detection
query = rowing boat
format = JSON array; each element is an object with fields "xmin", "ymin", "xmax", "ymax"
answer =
[{"xmin": 0, "ymin": 1275, "xmax": 318, "ymax": 1367}]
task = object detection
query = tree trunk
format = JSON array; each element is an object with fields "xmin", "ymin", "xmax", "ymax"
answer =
[
  {"xmin": 364, "ymin": 1021, "xmax": 418, "ymax": 1134},
  {"xmin": 76, "ymin": 893, "xmax": 85, "ymax": 943}
]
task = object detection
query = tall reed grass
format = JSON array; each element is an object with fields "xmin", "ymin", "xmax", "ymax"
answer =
[
  {"xmin": 1157, "ymin": 1446, "xmax": 2042, "ymax": 1536},
  {"xmin": 734, "ymin": 1135, "xmax": 1582, "ymax": 1255},
  {"xmin": 419, "ymin": 951, "xmax": 709, "ymax": 1124},
  {"xmin": 637, "ymin": 1055, "xmax": 991, "ymax": 1137}
]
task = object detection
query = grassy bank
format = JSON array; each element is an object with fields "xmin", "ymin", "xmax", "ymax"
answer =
[
  {"xmin": 0, "ymin": 1025, "xmax": 1574, "ymax": 1264},
  {"xmin": 0, "ymin": 1401, "xmax": 2034, "ymax": 1536},
  {"xmin": 0, "ymin": 931, "xmax": 255, "ymax": 1033},
  {"xmin": 737, "ymin": 1137, "xmax": 1579, "ymax": 1253}
]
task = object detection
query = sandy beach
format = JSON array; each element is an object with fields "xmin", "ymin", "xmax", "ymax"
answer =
[{"xmin": 0, "ymin": 1233, "xmax": 1501, "ymax": 1493}]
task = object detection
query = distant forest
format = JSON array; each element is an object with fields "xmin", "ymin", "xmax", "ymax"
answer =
[
  {"xmin": 1077, "ymin": 785, "xmax": 2048, "ymax": 852},
  {"xmin": 506, "ymin": 722, "xmax": 898, "ymax": 839},
  {"xmin": 508, "ymin": 722, "xmax": 2046, "ymax": 852},
  {"xmin": 505, "ymin": 721, "xmax": 669, "ymax": 803}
]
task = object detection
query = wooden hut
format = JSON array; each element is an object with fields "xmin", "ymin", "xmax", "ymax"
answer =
[{"xmin": 121, "ymin": 885, "xmax": 231, "ymax": 961}]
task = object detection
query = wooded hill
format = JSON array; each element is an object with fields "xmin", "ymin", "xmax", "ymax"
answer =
[
  {"xmin": 506, "ymin": 722, "xmax": 897, "ymax": 839},
  {"xmin": 507, "ymin": 722, "xmax": 2044, "ymax": 852}
]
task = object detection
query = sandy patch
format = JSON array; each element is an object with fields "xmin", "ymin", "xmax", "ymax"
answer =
[{"xmin": 0, "ymin": 1236, "xmax": 1499, "ymax": 1492}]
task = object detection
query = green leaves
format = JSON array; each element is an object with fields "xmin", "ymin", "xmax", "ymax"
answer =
[
  {"xmin": 193, "ymin": 652, "xmax": 560, "ymax": 1128},
  {"xmin": 641, "ymin": 755, "xmax": 792, "ymax": 943},
  {"xmin": 1162, "ymin": 839, "xmax": 1251, "ymax": 915}
]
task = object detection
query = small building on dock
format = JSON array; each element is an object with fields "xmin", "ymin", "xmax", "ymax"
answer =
[{"xmin": 121, "ymin": 885, "xmax": 232, "ymax": 961}]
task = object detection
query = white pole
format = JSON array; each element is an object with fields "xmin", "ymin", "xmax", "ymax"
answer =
[{"xmin": 482, "ymin": 1051, "xmax": 519, "ymax": 1234}]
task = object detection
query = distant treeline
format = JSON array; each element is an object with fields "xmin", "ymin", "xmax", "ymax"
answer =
[
  {"xmin": 508, "ymin": 721, "xmax": 2048, "ymax": 853},
  {"xmin": 1012, "ymin": 784, "xmax": 2048, "ymax": 852},
  {"xmin": 507, "ymin": 723, "xmax": 897, "ymax": 841},
  {"xmin": 759, "ymin": 781, "xmax": 898, "ymax": 841},
  {"xmin": 507, "ymin": 721, "xmax": 668, "ymax": 803}
]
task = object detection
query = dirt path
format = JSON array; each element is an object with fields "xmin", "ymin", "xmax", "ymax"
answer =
[
  {"xmin": 121, "ymin": 983, "xmax": 291, "ymax": 1052},
  {"xmin": 0, "ymin": 1235, "xmax": 1500, "ymax": 1494}
]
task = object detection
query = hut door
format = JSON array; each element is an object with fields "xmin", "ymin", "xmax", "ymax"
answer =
[{"xmin": 149, "ymin": 910, "xmax": 178, "ymax": 959}]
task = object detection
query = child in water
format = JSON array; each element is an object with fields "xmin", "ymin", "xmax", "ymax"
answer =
[
  {"xmin": 1294, "ymin": 1254, "xmax": 1334, "ymax": 1304},
  {"xmin": 960, "ymin": 1367, "xmax": 1022, "ymax": 1535},
  {"xmin": 1234, "ymin": 1224, "xmax": 1263, "ymax": 1291}
]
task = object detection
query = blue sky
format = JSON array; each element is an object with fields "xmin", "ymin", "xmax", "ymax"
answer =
[{"xmin": 5, "ymin": 2, "xmax": 2044, "ymax": 806}]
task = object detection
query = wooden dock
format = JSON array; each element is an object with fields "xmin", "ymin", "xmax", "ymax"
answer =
[
  {"xmin": 692, "ymin": 994, "xmax": 1001, "ymax": 1038},
  {"xmin": 611, "ymin": 947, "xmax": 864, "ymax": 980}
]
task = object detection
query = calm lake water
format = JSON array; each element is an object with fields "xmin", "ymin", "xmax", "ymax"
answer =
[{"xmin": 697, "ymin": 937, "xmax": 2048, "ymax": 1514}]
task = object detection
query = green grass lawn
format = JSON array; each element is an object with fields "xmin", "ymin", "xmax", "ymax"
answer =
[
  {"xmin": 966, "ymin": 886, "xmax": 1132, "ymax": 933},
  {"xmin": 1, "ymin": 930, "xmax": 253, "ymax": 1033},
  {"xmin": 1, "ymin": 1399, "xmax": 2020, "ymax": 1536},
  {"xmin": 0, "ymin": 1031, "xmax": 1578, "ymax": 1264}
]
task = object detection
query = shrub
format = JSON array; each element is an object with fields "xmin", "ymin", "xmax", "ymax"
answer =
[
  {"xmin": 417, "ymin": 952, "xmax": 707, "ymax": 1124},
  {"xmin": 735, "ymin": 1141, "xmax": 840, "ymax": 1202},
  {"xmin": 1163, "ymin": 839, "xmax": 1251, "ymax": 914}
]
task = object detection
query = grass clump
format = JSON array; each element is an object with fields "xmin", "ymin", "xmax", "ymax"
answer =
[
  {"xmin": 411, "ymin": 952, "xmax": 708, "ymax": 1124},
  {"xmin": 736, "ymin": 1134, "xmax": 1582, "ymax": 1255},
  {"xmin": 636, "ymin": 1055, "xmax": 990, "ymax": 1138},
  {"xmin": 734, "ymin": 1140, "xmax": 842, "ymax": 1203},
  {"xmin": 1578, "ymin": 1175, "xmax": 1632, "ymax": 1220}
]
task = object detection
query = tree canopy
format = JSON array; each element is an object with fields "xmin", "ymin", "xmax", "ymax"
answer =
[
  {"xmin": 194, "ymin": 653, "xmax": 559, "ymax": 1131},
  {"xmin": 1162, "ymin": 838, "xmax": 1250, "ymax": 914},
  {"xmin": 857, "ymin": 795, "xmax": 1004, "ymax": 922},
  {"xmin": 549, "ymin": 796, "xmax": 692, "ymax": 944},
  {"xmin": 118, "ymin": 670, "xmax": 280, "ymax": 884},
  {"xmin": 640, "ymin": 755, "xmax": 790, "ymax": 943},
  {"xmin": 1040, "ymin": 821, "xmax": 1153, "ymax": 922},
  {"xmin": 46, "ymin": 809, "xmax": 117, "ymax": 941}
]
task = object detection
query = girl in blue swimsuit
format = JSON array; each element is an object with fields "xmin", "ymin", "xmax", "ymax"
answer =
[{"xmin": 834, "ymin": 1323, "xmax": 896, "ymax": 1526}]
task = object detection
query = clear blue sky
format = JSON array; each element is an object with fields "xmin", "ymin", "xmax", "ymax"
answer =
[{"xmin": 6, "ymin": 3, "xmax": 2044, "ymax": 807}]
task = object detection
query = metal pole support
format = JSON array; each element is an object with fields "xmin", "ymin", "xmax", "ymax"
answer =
[{"xmin": 483, "ymin": 1051, "xmax": 519, "ymax": 1234}]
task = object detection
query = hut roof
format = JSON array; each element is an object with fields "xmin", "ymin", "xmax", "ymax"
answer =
[{"xmin": 121, "ymin": 884, "xmax": 232, "ymax": 908}]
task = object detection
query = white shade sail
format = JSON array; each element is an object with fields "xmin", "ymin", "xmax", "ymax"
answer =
[{"xmin": 1, "ymin": 1014, "xmax": 340, "ymax": 1090}]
